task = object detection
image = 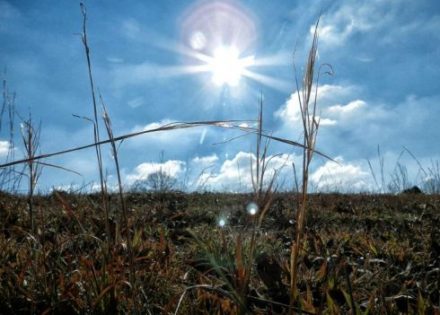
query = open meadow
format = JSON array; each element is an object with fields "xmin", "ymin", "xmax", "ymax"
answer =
[
  {"xmin": 0, "ymin": 191, "xmax": 439, "ymax": 314},
  {"xmin": 1, "ymin": 1, "xmax": 440, "ymax": 314}
]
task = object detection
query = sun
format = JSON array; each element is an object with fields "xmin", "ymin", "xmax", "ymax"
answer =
[{"xmin": 207, "ymin": 46, "xmax": 254, "ymax": 87}]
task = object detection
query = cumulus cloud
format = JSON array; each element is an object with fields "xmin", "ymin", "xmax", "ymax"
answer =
[
  {"xmin": 191, "ymin": 154, "xmax": 219, "ymax": 166},
  {"xmin": 126, "ymin": 159, "xmax": 186, "ymax": 185},
  {"xmin": 123, "ymin": 152, "xmax": 296, "ymax": 192},
  {"xmin": 275, "ymin": 80, "xmax": 440, "ymax": 171},
  {"xmin": 319, "ymin": 118, "xmax": 337, "ymax": 126},
  {"xmin": 327, "ymin": 100, "xmax": 366, "ymax": 115},
  {"xmin": 310, "ymin": 157, "xmax": 371, "ymax": 192},
  {"xmin": 197, "ymin": 151, "xmax": 296, "ymax": 192},
  {"xmin": 275, "ymin": 84, "xmax": 361, "ymax": 128}
]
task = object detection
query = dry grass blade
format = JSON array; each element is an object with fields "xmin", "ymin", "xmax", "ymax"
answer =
[
  {"xmin": 80, "ymin": 2, "xmax": 111, "ymax": 246},
  {"xmin": 0, "ymin": 76, "xmax": 23, "ymax": 192},
  {"xmin": 36, "ymin": 161, "xmax": 82, "ymax": 177},
  {"xmin": 21, "ymin": 115, "xmax": 42, "ymax": 233},
  {"xmin": 289, "ymin": 17, "xmax": 334, "ymax": 315},
  {"xmin": 101, "ymin": 99, "xmax": 138, "ymax": 311},
  {"xmin": 0, "ymin": 120, "xmax": 255, "ymax": 169},
  {"xmin": 261, "ymin": 133, "xmax": 335, "ymax": 162}
]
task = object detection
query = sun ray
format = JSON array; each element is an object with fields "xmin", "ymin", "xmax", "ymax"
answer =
[
  {"xmin": 250, "ymin": 52, "xmax": 291, "ymax": 67},
  {"xmin": 242, "ymin": 69, "xmax": 292, "ymax": 92}
]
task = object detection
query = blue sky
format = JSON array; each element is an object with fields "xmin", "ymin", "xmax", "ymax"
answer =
[{"xmin": 0, "ymin": 0, "xmax": 439, "ymax": 193}]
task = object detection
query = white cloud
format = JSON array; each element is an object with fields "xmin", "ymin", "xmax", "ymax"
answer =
[
  {"xmin": 275, "ymin": 81, "xmax": 440, "ymax": 181},
  {"xmin": 192, "ymin": 151, "xmax": 251, "ymax": 191},
  {"xmin": 0, "ymin": 140, "xmax": 11, "ymax": 157},
  {"xmin": 314, "ymin": 23, "xmax": 352, "ymax": 47},
  {"xmin": 126, "ymin": 159, "xmax": 185, "ymax": 185},
  {"xmin": 315, "ymin": 1, "xmax": 385, "ymax": 47},
  {"xmin": 326, "ymin": 100, "xmax": 366, "ymax": 119},
  {"xmin": 319, "ymin": 118, "xmax": 337, "ymax": 126},
  {"xmin": 327, "ymin": 100, "xmax": 365, "ymax": 115},
  {"xmin": 316, "ymin": 0, "xmax": 439, "ymax": 49},
  {"xmin": 198, "ymin": 151, "xmax": 296, "ymax": 192},
  {"xmin": 310, "ymin": 157, "xmax": 371, "ymax": 192},
  {"xmin": 191, "ymin": 154, "xmax": 219, "ymax": 166},
  {"xmin": 275, "ymin": 84, "xmax": 360, "ymax": 127}
]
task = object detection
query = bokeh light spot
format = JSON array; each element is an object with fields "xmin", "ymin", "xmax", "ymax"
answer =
[
  {"xmin": 218, "ymin": 218, "xmax": 227, "ymax": 227},
  {"xmin": 246, "ymin": 202, "xmax": 259, "ymax": 216}
]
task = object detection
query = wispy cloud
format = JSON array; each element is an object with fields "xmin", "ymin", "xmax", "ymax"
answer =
[
  {"xmin": 318, "ymin": 0, "xmax": 440, "ymax": 50},
  {"xmin": 121, "ymin": 18, "xmax": 142, "ymax": 40},
  {"xmin": 127, "ymin": 97, "xmax": 144, "ymax": 108},
  {"xmin": 317, "ymin": 1, "xmax": 396, "ymax": 47}
]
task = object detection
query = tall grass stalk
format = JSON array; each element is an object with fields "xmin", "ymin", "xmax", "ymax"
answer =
[
  {"xmin": 0, "ymin": 76, "xmax": 23, "ymax": 192},
  {"xmin": 80, "ymin": 3, "xmax": 112, "ymax": 245},
  {"xmin": 289, "ymin": 19, "xmax": 333, "ymax": 314},
  {"xmin": 101, "ymin": 101, "xmax": 139, "ymax": 312},
  {"xmin": 21, "ymin": 115, "xmax": 42, "ymax": 233},
  {"xmin": 367, "ymin": 145, "xmax": 385, "ymax": 193},
  {"xmin": 251, "ymin": 93, "xmax": 278, "ymax": 203}
]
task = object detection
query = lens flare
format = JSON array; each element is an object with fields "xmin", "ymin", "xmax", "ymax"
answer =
[
  {"xmin": 246, "ymin": 202, "xmax": 259, "ymax": 216},
  {"xmin": 147, "ymin": 1, "xmax": 293, "ymax": 92},
  {"xmin": 218, "ymin": 218, "xmax": 227, "ymax": 227},
  {"xmin": 190, "ymin": 31, "xmax": 207, "ymax": 50},
  {"xmin": 181, "ymin": 1, "xmax": 257, "ymax": 54}
]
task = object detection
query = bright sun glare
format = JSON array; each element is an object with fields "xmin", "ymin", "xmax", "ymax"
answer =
[
  {"xmin": 178, "ymin": 2, "xmax": 290, "ymax": 92},
  {"xmin": 208, "ymin": 46, "xmax": 254, "ymax": 87}
]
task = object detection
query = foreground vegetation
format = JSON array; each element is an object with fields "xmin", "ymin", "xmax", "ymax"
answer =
[{"xmin": 0, "ymin": 191, "xmax": 438, "ymax": 314}]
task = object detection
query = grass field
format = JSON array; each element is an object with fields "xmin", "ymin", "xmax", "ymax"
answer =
[{"xmin": 0, "ymin": 191, "xmax": 438, "ymax": 314}]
